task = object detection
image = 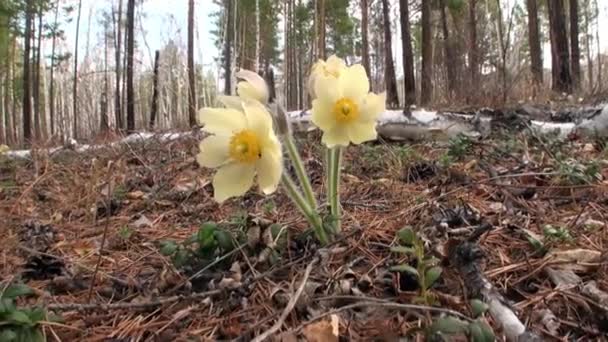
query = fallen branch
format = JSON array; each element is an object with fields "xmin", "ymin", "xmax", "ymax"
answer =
[
  {"xmin": 449, "ymin": 241, "xmax": 542, "ymax": 341},
  {"xmin": 252, "ymin": 257, "xmax": 319, "ymax": 342}
]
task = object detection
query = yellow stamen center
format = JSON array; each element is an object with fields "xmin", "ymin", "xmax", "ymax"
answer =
[
  {"xmin": 332, "ymin": 98, "xmax": 359, "ymax": 123},
  {"xmin": 229, "ymin": 130, "xmax": 262, "ymax": 164}
]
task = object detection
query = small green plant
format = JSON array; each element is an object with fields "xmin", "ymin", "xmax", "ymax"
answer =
[
  {"xmin": 438, "ymin": 153, "xmax": 455, "ymax": 168},
  {"xmin": 0, "ymin": 283, "xmax": 61, "ymax": 342},
  {"xmin": 390, "ymin": 227, "xmax": 442, "ymax": 304},
  {"xmin": 261, "ymin": 200, "xmax": 276, "ymax": 215},
  {"xmin": 426, "ymin": 299, "xmax": 495, "ymax": 341},
  {"xmin": 556, "ymin": 158, "xmax": 601, "ymax": 185},
  {"xmin": 118, "ymin": 226, "xmax": 134, "ymax": 240},
  {"xmin": 447, "ymin": 134, "xmax": 473, "ymax": 160},
  {"xmin": 159, "ymin": 222, "xmax": 235, "ymax": 268},
  {"xmin": 542, "ymin": 224, "xmax": 573, "ymax": 242}
]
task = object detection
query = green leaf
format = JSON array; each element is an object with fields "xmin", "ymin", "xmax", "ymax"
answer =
[
  {"xmin": 214, "ymin": 229, "xmax": 234, "ymax": 251},
  {"xmin": 198, "ymin": 222, "xmax": 217, "ymax": 249},
  {"xmin": 0, "ymin": 298, "xmax": 15, "ymax": 313},
  {"xmin": 469, "ymin": 320, "xmax": 495, "ymax": 342},
  {"xmin": 26, "ymin": 308, "xmax": 46, "ymax": 323},
  {"xmin": 424, "ymin": 266, "xmax": 442, "ymax": 289},
  {"xmin": 390, "ymin": 246, "xmax": 416, "ymax": 254},
  {"xmin": 478, "ymin": 320, "xmax": 496, "ymax": 342},
  {"xmin": 390, "ymin": 264, "xmax": 419, "ymax": 277},
  {"xmin": 1, "ymin": 284, "xmax": 33, "ymax": 300},
  {"xmin": 0, "ymin": 329, "xmax": 17, "ymax": 341},
  {"xmin": 172, "ymin": 249, "xmax": 190, "ymax": 268},
  {"xmin": 6, "ymin": 310, "xmax": 32, "ymax": 325},
  {"xmin": 470, "ymin": 299, "xmax": 489, "ymax": 317},
  {"xmin": 397, "ymin": 227, "xmax": 417, "ymax": 246},
  {"xmin": 429, "ymin": 316, "xmax": 469, "ymax": 335},
  {"xmin": 159, "ymin": 241, "xmax": 178, "ymax": 256}
]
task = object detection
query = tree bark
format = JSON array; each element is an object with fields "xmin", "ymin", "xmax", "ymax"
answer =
[
  {"xmin": 381, "ymin": 0, "xmax": 399, "ymax": 108},
  {"xmin": 101, "ymin": 22, "xmax": 109, "ymax": 132},
  {"xmin": 582, "ymin": 0, "xmax": 593, "ymax": 90},
  {"xmin": 316, "ymin": 0, "xmax": 326, "ymax": 60},
  {"xmin": 569, "ymin": 0, "xmax": 580, "ymax": 90},
  {"xmin": 223, "ymin": 0, "xmax": 233, "ymax": 95},
  {"xmin": 361, "ymin": 0, "xmax": 371, "ymax": 82},
  {"xmin": 114, "ymin": 0, "xmax": 123, "ymax": 132},
  {"xmin": 399, "ymin": 0, "xmax": 416, "ymax": 106},
  {"xmin": 187, "ymin": 0, "xmax": 196, "ymax": 127},
  {"xmin": 4, "ymin": 38, "xmax": 14, "ymax": 145},
  {"xmin": 468, "ymin": 0, "xmax": 479, "ymax": 91},
  {"xmin": 547, "ymin": 0, "xmax": 572, "ymax": 93},
  {"xmin": 150, "ymin": 50, "xmax": 160, "ymax": 129},
  {"xmin": 23, "ymin": 0, "xmax": 34, "ymax": 144},
  {"xmin": 49, "ymin": 0, "xmax": 59, "ymax": 136},
  {"xmin": 439, "ymin": 0, "xmax": 457, "ymax": 99},
  {"xmin": 126, "ymin": 0, "xmax": 135, "ymax": 133},
  {"xmin": 34, "ymin": 9, "xmax": 42, "ymax": 140},
  {"xmin": 420, "ymin": 0, "xmax": 433, "ymax": 105},
  {"xmin": 72, "ymin": 0, "xmax": 82, "ymax": 140},
  {"xmin": 526, "ymin": 0, "xmax": 543, "ymax": 85},
  {"xmin": 595, "ymin": 0, "xmax": 601, "ymax": 89}
]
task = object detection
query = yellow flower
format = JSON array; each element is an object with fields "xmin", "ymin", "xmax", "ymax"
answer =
[
  {"xmin": 311, "ymin": 63, "xmax": 386, "ymax": 148},
  {"xmin": 307, "ymin": 55, "xmax": 347, "ymax": 100},
  {"xmin": 196, "ymin": 99, "xmax": 282, "ymax": 203},
  {"xmin": 0, "ymin": 144, "xmax": 9, "ymax": 154}
]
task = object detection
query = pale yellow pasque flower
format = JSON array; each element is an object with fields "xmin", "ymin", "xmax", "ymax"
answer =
[
  {"xmin": 196, "ymin": 99, "xmax": 282, "ymax": 203},
  {"xmin": 0, "ymin": 144, "xmax": 9, "ymax": 154},
  {"xmin": 216, "ymin": 69, "xmax": 269, "ymax": 110},
  {"xmin": 311, "ymin": 61, "xmax": 386, "ymax": 148},
  {"xmin": 307, "ymin": 55, "xmax": 346, "ymax": 100}
]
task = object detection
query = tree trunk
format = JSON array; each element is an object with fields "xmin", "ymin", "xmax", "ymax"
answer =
[
  {"xmin": 399, "ymin": 0, "xmax": 416, "ymax": 106},
  {"xmin": 361, "ymin": 0, "xmax": 371, "ymax": 83},
  {"xmin": 150, "ymin": 50, "xmax": 160, "ymax": 129},
  {"xmin": 23, "ymin": 0, "xmax": 34, "ymax": 144},
  {"xmin": 420, "ymin": 0, "xmax": 433, "ymax": 105},
  {"xmin": 126, "ymin": 0, "xmax": 135, "ymax": 133},
  {"xmin": 548, "ymin": 0, "xmax": 572, "ymax": 93},
  {"xmin": 381, "ymin": 0, "xmax": 399, "ymax": 108},
  {"xmin": 569, "ymin": 0, "xmax": 580, "ymax": 90},
  {"xmin": 100, "ymin": 23, "xmax": 109, "ymax": 132},
  {"xmin": 316, "ymin": 0, "xmax": 326, "ymax": 60},
  {"xmin": 223, "ymin": 0, "xmax": 233, "ymax": 95},
  {"xmin": 439, "ymin": 0, "xmax": 457, "ymax": 99},
  {"xmin": 582, "ymin": 0, "xmax": 593, "ymax": 90},
  {"xmin": 595, "ymin": 0, "xmax": 601, "ymax": 89},
  {"xmin": 468, "ymin": 0, "xmax": 479, "ymax": 92},
  {"xmin": 34, "ymin": 9, "xmax": 42, "ymax": 140},
  {"xmin": 73, "ymin": 0, "xmax": 82, "ymax": 140},
  {"xmin": 113, "ymin": 0, "xmax": 123, "ymax": 131},
  {"xmin": 254, "ymin": 0, "xmax": 260, "ymax": 71},
  {"xmin": 187, "ymin": 0, "xmax": 196, "ymax": 126},
  {"xmin": 49, "ymin": 0, "xmax": 59, "ymax": 136},
  {"xmin": 526, "ymin": 0, "xmax": 543, "ymax": 85}
]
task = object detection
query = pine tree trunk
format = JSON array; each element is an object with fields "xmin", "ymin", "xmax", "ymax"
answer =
[
  {"xmin": 34, "ymin": 9, "xmax": 43, "ymax": 140},
  {"xmin": 49, "ymin": 0, "xmax": 59, "ymax": 136},
  {"xmin": 361, "ymin": 0, "xmax": 371, "ymax": 82},
  {"xmin": 399, "ymin": 0, "xmax": 415, "ymax": 106},
  {"xmin": 595, "ymin": 0, "xmax": 601, "ymax": 89},
  {"xmin": 72, "ymin": 0, "xmax": 82, "ymax": 140},
  {"xmin": 4, "ymin": 39, "xmax": 13, "ymax": 145},
  {"xmin": 224, "ymin": 0, "xmax": 233, "ymax": 95},
  {"xmin": 526, "ymin": 0, "xmax": 543, "ymax": 85},
  {"xmin": 254, "ymin": 0, "xmax": 260, "ymax": 71},
  {"xmin": 126, "ymin": 0, "xmax": 135, "ymax": 133},
  {"xmin": 316, "ymin": 0, "xmax": 326, "ymax": 60},
  {"xmin": 381, "ymin": 0, "xmax": 399, "ymax": 108},
  {"xmin": 187, "ymin": 0, "xmax": 196, "ymax": 126},
  {"xmin": 582, "ymin": 0, "xmax": 593, "ymax": 90},
  {"xmin": 420, "ymin": 0, "xmax": 433, "ymax": 105},
  {"xmin": 23, "ymin": 0, "xmax": 34, "ymax": 144},
  {"xmin": 114, "ymin": 0, "xmax": 123, "ymax": 131},
  {"xmin": 439, "ymin": 0, "xmax": 457, "ymax": 99},
  {"xmin": 150, "ymin": 50, "xmax": 160, "ymax": 129},
  {"xmin": 569, "ymin": 0, "xmax": 580, "ymax": 90},
  {"xmin": 468, "ymin": 0, "xmax": 479, "ymax": 92},
  {"xmin": 100, "ymin": 24, "xmax": 109, "ymax": 132},
  {"xmin": 547, "ymin": 0, "xmax": 572, "ymax": 93}
]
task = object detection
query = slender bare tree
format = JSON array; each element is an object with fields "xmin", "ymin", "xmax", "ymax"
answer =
[
  {"xmin": 399, "ymin": 0, "xmax": 415, "ymax": 106},
  {"xmin": 126, "ymin": 0, "xmax": 135, "ymax": 133},
  {"xmin": 420, "ymin": 0, "xmax": 433, "ymax": 105},
  {"xmin": 187, "ymin": 0, "xmax": 196, "ymax": 126},
  {"xmin": 72, "ymin": 0, "xmax": 82, "ymax": 139},
  {"xmin": 23, "ymin": 0, "xmax": 34, "ymax": 144}
]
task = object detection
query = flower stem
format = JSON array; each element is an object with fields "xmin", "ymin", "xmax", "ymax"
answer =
[
  {"xmin": 329, "ymin": 147, "xmax": 342, "ymax": 233},
  {"xmin": 284, "ymin": 134, "xmax": 318, "ymax": 211},
  {"xmin": 281, "ymin": 174, "xmax": 328, "ymax": 245}
]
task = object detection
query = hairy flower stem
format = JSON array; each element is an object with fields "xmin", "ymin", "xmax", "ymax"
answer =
[
  {"xmin": 329, "ymin": 147, "xmax": 342, "ymax": 233},
  {"xmin": 284, "ymin": 134, "xmax": 318, "ymax": 210},
  {"xmin": 281, "ymin": 174, "xmax": 328, "ymax": 245}
]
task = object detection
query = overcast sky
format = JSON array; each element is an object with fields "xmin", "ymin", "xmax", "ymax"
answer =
[{"xmin": 57, "ymin": 0, "xmax": 608, "ymax": 79}]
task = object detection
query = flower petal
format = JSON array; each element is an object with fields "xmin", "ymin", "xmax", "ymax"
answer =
[
  {"xmin": 360, "ymin": 92, "xmax": 386, "ymax": 121},
  {"xmin": 321, "ymin": 125, "xmax": 350, "ymax": 148},
  {"xmin": 212, "ymin": 163, "xmax": 255, "ymax": 203},
  {"xmin": 256, "ymin": 147, "xmax": 282, "ymax": 194},
  {"xmin": 311, "ymin": 98, "xmax": 337, "ymax": 131},
  {"xmin": 325, "ymin": 55, "xmax": 346, "ymax": 71},
  {"xmin": 314, "ymin": 73, "xmax": 341, "ymax": 104},
  {"xmin": 347, "ymin": 121, "xmax": 377, "ymax": 144},
  {"xmin": 341, "ymin": 64, "xmax": 370, "ymax": 100},
  {"xmin": 196, "ymin": 135, "xmax": 230, "ymax": 168},
  {"xmin": 198, "ymin": 107, "xmax": 247, "ymax": 135},
  {"xmin": 242, "ymin": 99, "xmax": 274, "ymax": 138},
  {"xmin": 236, "ymin": 69, "xmax": 269, "ymax": 103},
  {"xmin": 217, "ymin": 95, "xmax": 243, "ymax": 110}
]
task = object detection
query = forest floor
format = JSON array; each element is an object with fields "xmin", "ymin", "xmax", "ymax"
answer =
[{"xmin": 1, "ymin": 123, "xmax": 608, "ymax": 341}]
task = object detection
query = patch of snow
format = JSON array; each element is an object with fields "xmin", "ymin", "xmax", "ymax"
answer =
[{"xmin": 531, "ymin": 120, "xmax": 576, "ymax": 138}]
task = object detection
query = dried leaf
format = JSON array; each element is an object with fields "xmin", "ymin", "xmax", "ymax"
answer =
[
  {"xmin": 302, "ymin": 315, "xmax": 339, "ymax": 342},
  {"xmin": 132, "ymin": 215, "xmax": 153, "ymax": 228}
]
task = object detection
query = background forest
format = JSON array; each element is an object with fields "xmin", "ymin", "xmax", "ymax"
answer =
[{"xmin": 0, "ymin": 0, "xmax": 606, "ymax": 147}]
